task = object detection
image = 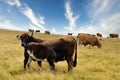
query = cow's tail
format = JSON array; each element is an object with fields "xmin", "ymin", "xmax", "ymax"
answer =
[{"xmin": 73, "ymin": 38, "xmax": 77, "ymax": 67}]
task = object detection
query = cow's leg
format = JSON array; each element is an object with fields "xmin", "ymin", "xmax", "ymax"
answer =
[
  {"xmin": 66, "ymin": 57, "xmax": 73, "ymax": 72},
  {"xmin": 24, "ymin": 52, "xmax": 29, "ymax": 70},
  {"xmin": 27, "ymin": 57, "xmax": 32, "ymax": 70},
  {"xmin": 37, "ymin": 61, "xmax": 42, "ymax": 70},
  {"xmin": 47, "ymin": 59, "xmax": 55, "ymax": 70},
  {"xmin": 37, "ymin": 61, "xmax": 42, "ymax": 67}
]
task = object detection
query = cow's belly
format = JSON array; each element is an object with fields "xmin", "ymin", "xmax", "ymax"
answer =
[
  {"xmin": 55, "ymin": 54, "xmax": 66, "ymax": 62},
  {"xmin": 27, "ymin": 50, "xmax": 43, "ymax": 61}
]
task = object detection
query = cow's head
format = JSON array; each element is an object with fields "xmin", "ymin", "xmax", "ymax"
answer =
[{"xmin": 17, "ymin": 32, "xmax": 33, "ymax": 47}]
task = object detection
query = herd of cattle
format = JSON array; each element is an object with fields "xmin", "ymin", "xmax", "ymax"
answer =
[
  {"xmin": 29, "ymin": 29, "xmax": 50, "ymax": 34},
  {"xmin": 29, "ymin": 29, "xmax": 119, "ymax": 38},
  {"xmin": 17, "ymin": 29, "xmax": 119, "ymax": 72}
]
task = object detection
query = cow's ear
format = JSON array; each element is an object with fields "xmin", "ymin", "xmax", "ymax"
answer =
[
  {"xmin": 31, "ymin": 32, "xmax": 34, "ymax": 37},
  {"xmin": 16, "ymin": 35, "xmax": 20, "ymax": 39}
]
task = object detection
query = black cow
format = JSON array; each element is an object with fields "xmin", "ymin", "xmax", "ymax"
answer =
[
  {"xmin": 17, "ymin": 33, "xmax": 77, "ymax": 71},
  {"xmin": 24, "ymin": 42, "xmax": 56, "ymax": 70}
]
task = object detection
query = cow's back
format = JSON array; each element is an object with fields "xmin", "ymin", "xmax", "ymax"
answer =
[{"xmin": 77, "ymin": 34, "xmax": 91, "ymax": 45}]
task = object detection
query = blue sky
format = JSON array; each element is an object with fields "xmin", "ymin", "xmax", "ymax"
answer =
[{"xmin": 0, "ymin": 0, "xmax": 120, "ymax": 37}]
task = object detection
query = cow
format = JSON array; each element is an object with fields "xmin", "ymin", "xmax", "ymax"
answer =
[
  {"xmin": 44, "ymin": 30, "xmax": 50, "ymax": 34},
  {"xmin": 96, "ymin": 33, "xmax": 102, "ymax": 38},
  {"xmin": 109, "ymin": 33, "xmax": 119, "ymax": 38},
  {"xmin": 24, "ymin": 42, "xmax": 56, "ymax": 70},
  {"xmin": 68, "ymin": 33, "xmax": 73, "ymax": 35},
  {"xmin": 28, "ymin": 29, "xmax": 34, "ymax": 33},
  {"xmin": 77, "ymin": 33, "xmax": 101, "ymax": 48},
  {"xmin": 17, "ymin": 33, "xmax": 77, "ymax": 71},
  {"xmin": 35, "ymin": 30, "xmax": 40, "ymax": 32}
]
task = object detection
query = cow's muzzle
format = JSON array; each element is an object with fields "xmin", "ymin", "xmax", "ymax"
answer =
[{"xmin": 21, "ymin": 43, "xmax": 26, "ymax": 47}]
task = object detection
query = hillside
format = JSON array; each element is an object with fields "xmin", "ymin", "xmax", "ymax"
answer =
[{"xmin": 0, "ymin": 29, "xmax": 120, "ymax": 80}]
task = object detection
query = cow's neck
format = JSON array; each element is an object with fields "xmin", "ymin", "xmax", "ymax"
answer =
[{"xmin": 30, "ymin": 37, "xmax": 44, "ymax": 43}]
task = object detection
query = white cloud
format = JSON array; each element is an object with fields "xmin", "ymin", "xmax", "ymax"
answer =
[
  {"xmin": 7, "ymin": 0, "xmax": 22, "ymax": 7},
  {"xmin": 91, "ymin": 0, "xmax": 109, "ymax": 18},
  {"xmin": 0, "ymin": 18, "xmax": 22, "ymax": 30},
  {"xmin": 4, "ymin": 0, "xmax": 47, "ymax": 31},
  {"xmin": 79, "ymin": 0, "xmax": 120, "ymax": 37},
  {"xmin": 22, "ymin": 5, "xmax": 46, "ymax": 31},
  {"xmin": 100, "ymin": 13, "xmax": 120, "ymax": 32},
  {"xmin": 51, "ymin": 27, "xmax": 57, "ymax": 34},
  {"xmin": 64, "ymin": 1, "xmax": 79, "ymax": 31},
  {"xmin": 29, "ymin": 24, "xmax": 40, "ymax": 30}
]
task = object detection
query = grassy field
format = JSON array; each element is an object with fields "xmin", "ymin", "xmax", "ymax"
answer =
[{"xmin": 0, "ymin": 29, "xmax": 120, "ymax": 80}]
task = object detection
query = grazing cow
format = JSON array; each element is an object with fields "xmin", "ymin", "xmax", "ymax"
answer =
[
  {"xmin": 77, "ymin": 33, "xmax": 101, "ymax": 48},
  {"xmin": 24, "ymin": 42, "xmax": 56, "ymax": 70},
  {"xmin": 109, "ymin": 33, "xmax": 119, "ymax": 38},
  {"xmin": 35, "ymin": 30, "xmax": 40, "ymax": 32},
  {"xmin": 28, "ymin": 29, "xmax": 34, "ymax": 33},
  {"xmin": 97, "ymin": 33, "xmax": 102, "ymax": 38},
  {"xmin": 17, "ymin": 33, "xmax": 77, "ymax": 71},
  {"xmin": 68, "ymin": 33, "xmax": 73, "ymax": 35},
  {"xmin": 44, "ymin": 30, "xmax": 50, "ymax": 34}
]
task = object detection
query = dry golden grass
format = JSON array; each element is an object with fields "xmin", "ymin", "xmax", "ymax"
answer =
[{"xmin": 0, "ymin": 29, "xmax": 120, "ymax": 80}]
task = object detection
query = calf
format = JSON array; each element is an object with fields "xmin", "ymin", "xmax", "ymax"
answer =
[{"xmin": 24, "ymin": 42, "xmax": 56, "ymax": 70}]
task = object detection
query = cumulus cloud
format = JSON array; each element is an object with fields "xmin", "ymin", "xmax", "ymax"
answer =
[{"xmin": 64, "ymin": 0, "xmax": 79, "ymax": 31}]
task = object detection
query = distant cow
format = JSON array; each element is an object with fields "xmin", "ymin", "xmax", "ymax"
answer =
[
  {"xmin": 24, "ymin": 42, "xmax": 56, "ymax": 70},
  {"xmin": 77, "ymin": 33, "xmax": 101, "ymax": 48},
  {"xmin": 97, "ymin": 33, "xmax": 102, "ymax": 38},
  {"xmin": 44, "ymin": 30, "xmax": 50, "ymax": 34},
  {"xmin": 35, "ymin": 30, "xmax": 40, "ymax": 32},
  {"xmin": 109, "ymin": 33, "xmax": 119, "ymax": 38},
  {"xmin": 28, "ymin": 29, "xmax": 34, "ymax": 32},
  {"xmin": 68, "ymin": 33, "xmax": 73, "ymax": 35},
  {"xmin": 17, "ymin": 33, "xmax": 77, "ymax": 71},
  {"xmin": 77, "ymin": 33, "xmax": 90, "ymax": 36}
]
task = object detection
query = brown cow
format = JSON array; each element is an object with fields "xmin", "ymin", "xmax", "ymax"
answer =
[
  {"xmin": 109, "ymin": 33, "xmax": 119, "ymax": 38},
  {"xmin": 68, "ymin": 33, "xmax": 73, "ymax": 35},
  {"xmin": 17, "ymin": 33, "xmax": 77, "ymax": 71},
  {"xmin": 44, "ymin": 30, "xmax": 50, "ymax": 34},
  {"xmin": 96, "ymin": 33, "xmax": 102, "ymax": 38},
  {"xmin": 77, "ymin": 33, "xmax": 101, "ymax": 48},
  {"xmin": 28, "ymin": 29, "xmax": 34, "ymax": 32}
]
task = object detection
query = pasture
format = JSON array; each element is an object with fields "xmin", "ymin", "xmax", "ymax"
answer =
[{"xmin": 0, "ymin": 29, "xmax": 120, "ymax": 80}]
